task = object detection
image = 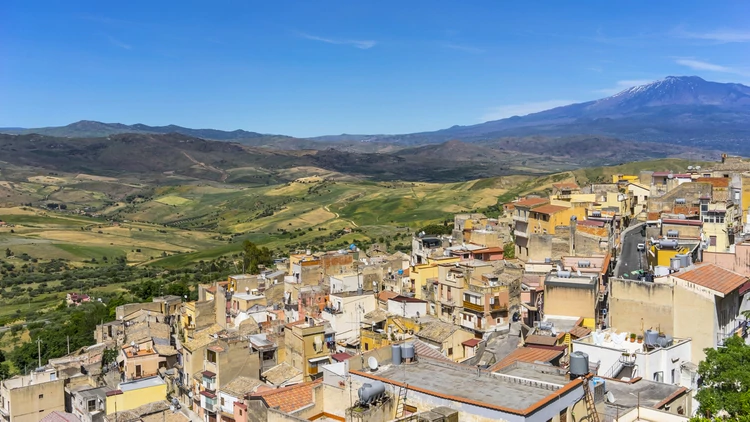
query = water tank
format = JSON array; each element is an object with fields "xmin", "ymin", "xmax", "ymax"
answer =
[
  {"xmin": 358, "ymin": 381, "xmax": 386, "ymax": 405},
  {"xmin": 544, "ymin": 257, "xmax": 552, "ymax": 264},
  {"xmin": 391, "ymin": 344, "xmax": 402, "ymax": 366},
  {"xmin": 578, "ymin": 260, "xmax": 591, "ymax": 268},
  {"xmin": 675, "ymin": 198, "xmax": 686, "ymax": 205},
  {"xmin": 659, "ymin": 239, "xmax": 679, "ymax": 249},
  {"xmin": 591, "ymin": 211, "xmax": 601, "ymax": 217},
  {"xmin": 644, "ymin": 329, "xmax": 659, "ymax": 346},
  {"xmin": 656, "ymin": 335, "xmax": 673, "ymax": 348},
  {"xmin": 676, "ymin": 254, "xmax": 689, "ymax": 268},
  {"xmin": 557, "ymin": 270, "xmax": 571, "ymax": 278},
  {"xmin": 670, "ymin": 257, "xmax": 681, "ymax": 271},
  {"xmin": 569, "ymin": 351, "xmax": 589, "ymax": 378},
  {"xmin": 401, "ymin": 342, "xmax": 415, "ymax": 360},
  {"xmin": 666, "ymin": 230, "xmax": 679, "ymax": 237}
]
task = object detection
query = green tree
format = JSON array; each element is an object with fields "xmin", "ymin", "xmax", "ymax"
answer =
[
  {"xmin": 0, "ymin": 362, "xmax": 10, "ymax": 380},
  {"xmin": 693, "ymin": 336, "xmax": 750, "ymax": 418},
  {"xmin": 503, "ymin": 242, "xmax": 516, "ymax": 259},
  {"xmin": 242, "ymin": 240, "xmax": 273, "ymax": 274},
  {"xmin": 4, "ymin": 248, "xmax": 11, "ymax": 258}
]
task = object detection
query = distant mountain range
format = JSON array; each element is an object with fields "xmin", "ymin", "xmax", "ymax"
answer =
[{"xmin": 3, "ymin": 76, "xmax": 749, "ymax": 153}]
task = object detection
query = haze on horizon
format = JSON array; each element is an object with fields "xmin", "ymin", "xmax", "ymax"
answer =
[{"xmin": 2, "ymin": 0, "xmax": 750, "ymax": 137}]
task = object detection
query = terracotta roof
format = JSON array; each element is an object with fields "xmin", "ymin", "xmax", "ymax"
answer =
[
  {"xmin": 201, "ymin": 370, "xmax": 216, "ymax": 378},
  {"xmin": 473, "ymin": 247, "xmax": 504, "ymax": 254},
  {"xmin": 331, "ymin": 352, "xmax": 353, "ymax": 362},
  {"xmin": 250, "ymin": 379, "xmax": 321, "ymax": 413},
  {"xmin": 674, "ymin": 264, "xmax": 749, "ymax": 295},
  {"xmin": 514, "ymin": 197, "xmax": 549, "ymax": 208},
  {"xmin": 416, "ymin": 321, "xmax": 460, "ymax": 343},
  {"xmin": 377, "ymin": 291, "xmax": 398, "ymax": 302},
  {"xmin": 220, "ymin": 376, "xmax": 263, "ymax": 398},
  {"xmin": 261, "ymin": 362, "xmax": 303, "ymax": 386},
  {"xmin": 697, "ymin": 177, "xmax": 729, "ymax": 188},
  {"xmin": 490, "ymin": 346, "xmax": 564, "ymax": 372},
  {"xmin": 531, "ymin": 205, "xmax": 569, "ymax": 215},
  {"xmin": 462, "ymin": 338, "xmax": 482, "ymax": 348},
  {"xmin": 647, "ymin": 212, "xmax": 661, "ymax": 221},
  {"xmin": 553, "ymin": 182, "xmax": 580, "ymax": 190},
  {"xmin": 523, "ymin": 334, "xmax": 558, "ymax": 347},
  {"xmin": 569, "ymin": 326, "xmax": 592, "ymax": 338},
  {"xmin": 662, "ymin": 219, "xmax": 702, "ymax": 226},
  {"xmin": 389, "ymin": 295, "xmax": 427, "ymax": 304},
  {"xmin": 577, "ymin": 219, "xmax": 605, "ymax": 227}
]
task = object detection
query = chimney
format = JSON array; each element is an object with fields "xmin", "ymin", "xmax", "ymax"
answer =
[{"xmin": 569, "ymin": 215, "xmax": 577, "ymax": 255}]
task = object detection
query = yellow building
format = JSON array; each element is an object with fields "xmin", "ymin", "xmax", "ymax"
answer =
[
  {"xmin": 0, "ymin": 371, "xmax": 64, "ymax": 422},
  {"xmin": 105, "ymin": 376, "xmax": 167, "ymax": 414},
  {"xmin": 360, "ymin": 310, "xmax": 421, "ymax": 352},
  {"xmin": 284, "ymin": 319, "xmax": 331, "ymax": 380},
  {"xmin": 527, "ymin": 204, "xmax": 586, "ymax": 235},
  {"xmin": 410, "ymin": 256, "xmax": 459, "ymax": 300},
  {"xmin": 646, "ymin": 243, "xmax": 692, "ymax": 269},
  {"xmin": 612, "ymin": 174, "xmax": 640, "ymax": 184}
]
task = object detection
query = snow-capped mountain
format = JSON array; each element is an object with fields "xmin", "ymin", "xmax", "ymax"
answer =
[{"xmin": 380, "ymin": 76, "xmax": 750, "ymax": 151}]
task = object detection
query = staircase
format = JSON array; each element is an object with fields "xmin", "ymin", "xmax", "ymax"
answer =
[
  {"xmin": 581, "ymin": 377, "xmax": 600, "ymax": 422},
  {"xmin": 395, "ymin": 384, "xmax": 408, "ymax": 418}
]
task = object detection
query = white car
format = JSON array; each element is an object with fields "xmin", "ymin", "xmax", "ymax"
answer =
[{"xmin": 636, "ymin": 243, "xmax": 645, "ymax": 251}]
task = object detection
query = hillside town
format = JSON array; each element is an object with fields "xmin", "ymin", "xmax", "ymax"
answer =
[{"xmin": 5, "ymin": 154, "xmax": 750, "ymax": 422}]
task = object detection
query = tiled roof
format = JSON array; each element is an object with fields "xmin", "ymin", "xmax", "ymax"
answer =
[
  {"xmin": 577, "ymin": 219, "xmax": 605, "ymax": 227},
  {"xmin": 490, "ymin": 346, "xmax": 564, "ymax": 371},
  {"xmin": 331, "ymin": 352, "xmax": 353, "ymax": 362},
  {"xmin": 569, "ymin": 326, "xmax": 592, "ymax": 338},
  {"xmin": 250, "ymin": 379, "xmax": 321, "ymax": 413},
  {"xmin": 697, "ymin": 177, "xmax": 729, "ymax": 188},
  {"xmin": 41, "ymin": 412, "xmax": 81, "ymax": 422},
  {"xmin": 389, "ymin": 295, "xmax": 427, "ymax": 303},
  {"xmin": 377, "ymin": 291, "xmax": 398, "ymax": 302},
  {"xmin": 416, "ymin": 321, "xmax": 459, "ymax": 343},
  {"xmin": 553, "ymin": 182, "xmax": 580, "ymax": 190},
  {"xmin": 531, "ymin": 205, "xmax": 569, "ymax": 215},
  {"xmin": 523, "ymin": 334, "xmax": 558, "ymax": 346},
  {"xmin": 261, "ymin": 362, "xmax": 302, "ymax": 386},
  {"xmin": 412, "ymin": 340, "xmax": 452, "ymax": 362},
  {"xmin": 462, "ymin": 338, "xmax": 481, "ymax": 348},
  {"xmin": 514, "ymin": 197, "xmax": 549, "ymax": 208},
  {"xmin": 674, "ymin": 264, "xmax": 749, "ymax": 295},
  {"xmin": 220, "ymin": 376, "xmax": 263, "ymax": 398}
]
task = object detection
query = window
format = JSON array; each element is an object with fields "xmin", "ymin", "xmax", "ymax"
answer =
[
  {"xmin": 39, "ymin": 394, "xmax": 43, "ymax": 399},
  {"xmin": 560, "ymin": 408, "xmax": 568, "ymax": 422},
  {"xmin": 717, "ymin": 215, "xmax": 725, "ymax": 224},
  {"xmin": 447, "ymin": 347, "xmax": 453, "ymax": 356},
  {"xmin": 239, "ymin": 410, "xmax": 243, "ymax": 416},
  {"xmin": 364, "ymin": 343, "xmax": 369, "ymax": 351},
  {"xmin": 710, "ymin": 236, "xmax": 717, "ymax": 246},
  {"xmin": 221, "ymin": 397, "xmax": 225, "ymax": 406},
  {"xmin": 88, "ymin": 399, "xmax": 96, "ymax": 412},
  {"xmin": 206, "ymin": 350, "xmax": 217, "ymax": 363}
]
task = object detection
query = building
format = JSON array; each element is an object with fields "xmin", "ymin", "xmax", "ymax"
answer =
[
  {"xmin": 434, "ymin": 260, "xmax": 496, "ymax": 324},
  {"xmin": 415, "ymin": 320, "xmax": 475, "ymax": 362},
  {"xmin": 260, "ymin": 362, "xmax": 303, "ymax": 388},
  {"xmin": 217, "ymin": 376, "xmax": 263, "ymax": 417},
  {"xmin": 386, "ymin": 296, "xmax": 427, "ymax": 319},
  {"xmin": 512, "ymin": 197, "xmax": 551, "ymax": 260},
  {"xmin": 284, "ymin": 319, "xmax": 333, "ymax": 380},
  {"xmin": 459, "ymin": 269, "xmax": 521, "ymax": 335},
  {"xmin": 0, "ymin": 371, "xmax": 65, "ymax": 422},
  {"xmin": 118, "ymin": 338, "xmax": 166, "ymax": 381},
  {"xmin": 544, "ymin": 270, "xmax": 601, "ymax": 328},
  {"xmin": 573, "ymin": 328, "xmax": 695, "ymax": 389},
  {"xmin": 321, "ymin": 290, "xmax": 376, "ymax": 341},
  {"xmin": 610, "ymin": 263, "xmax": 749, "ymax": 363}
]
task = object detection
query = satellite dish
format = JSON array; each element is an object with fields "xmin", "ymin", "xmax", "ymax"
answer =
[
  {"xmin": 368, "ymin": 356, "xmax": 379, "ymax": 371},
  {"xmin": 130, "ymin": 341, "xmax": 135, "ymax": 347},
  {"xmin": 169, "ymin": 405, "xmax": 175, "ymax": 413},
  {"xmin": 606, "ymin": 391, "xmax": 616, "ymax": 403},
  {"xmin": 188, "ymin": 391, "xmax": 194, "ymax": 398}
]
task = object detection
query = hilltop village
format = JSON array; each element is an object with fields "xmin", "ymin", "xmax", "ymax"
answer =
[{"xmin": 5, "ymin": 155, "xmax": 750, "ymax": 422}]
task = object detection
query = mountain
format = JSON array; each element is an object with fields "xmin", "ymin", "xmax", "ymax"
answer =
[
  {"xmin": 1, "ymin": 120, "xmax": 274, "ymax": 141},
  {"xmin": 334, "ymin": 76, "xmax": 750, "ymax": 152}
]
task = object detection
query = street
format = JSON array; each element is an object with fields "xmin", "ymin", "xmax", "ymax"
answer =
[{"xmin": 616, "ymin": 222, "xmax": 646, "ymax": 278}]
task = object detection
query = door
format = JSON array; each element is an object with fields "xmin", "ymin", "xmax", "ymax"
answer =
[{"xmin": 135, "ymin": 364, "xmax": 142, "ymax": 378}]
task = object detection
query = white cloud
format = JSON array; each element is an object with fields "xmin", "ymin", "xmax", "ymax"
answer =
[
  {"xmin": 299, "ymin": 33, "xmax": 376, "ymax": 49},
  {"xmin": 108, "ymin": 36, "xmax": 132, "ymax": 50},
  {"xmin": 675, "ymin": 28, "xmax": 750, "ymax": 43},
  {"xmin": 593, "ymin": 79, "xmax": 653, "ymax": 95},
  {"xmin": 674, "ymin": 58, "xmax": 750, "ymax": 77},
  {"xmin": 481, "ymin": 100, "xmax": 576, "ymax": 121}
]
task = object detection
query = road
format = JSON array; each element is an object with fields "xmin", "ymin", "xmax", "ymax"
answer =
[{"xmin": 616, "ymin": 222, "xmax": 646, "ymax": 278}]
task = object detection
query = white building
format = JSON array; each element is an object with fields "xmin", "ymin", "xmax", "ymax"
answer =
[
  {"xmin": 329, "ymin": 273, "xmax": 361, "ymax": 294},
  {"xmin": 573, "ymin": 329, "xmax": 696, "ymax": 390},
  {"xmin": 387, "ymin": 296, "xmax": 428, "ymax": 319},
  {"xmin": 321, "ymin": 290, "xmax": 376, "ymax": 341}
]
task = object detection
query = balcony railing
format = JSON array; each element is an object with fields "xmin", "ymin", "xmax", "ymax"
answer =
[
  {"xmin": 513, "ymin": 230, "xmax": 528, "ymax": 238},
  {"xmin": 439, "ymin": 297, "xmax": 457, "ymax": 307},
  {"xmin": 513, "ymin": 215, "xmax": 528, "ymax": 223},
  {"xmin": 463, "ymin": 301, "xmax": 484, "ymax": 313},
  {"xmin": 489, "ymin": 302, "xmax": 509, "ymax": 312}
]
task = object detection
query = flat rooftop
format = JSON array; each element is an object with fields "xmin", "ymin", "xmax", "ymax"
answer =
[
  {"xmin": 119, "ymin": 376, "xmax": 165, "ymax": 392},
  {"xmin": 605, "ymin": 379, "xmax": 685, "ymax": 409},
  {"xmin": 545, "ymin": 273, "xmax": 597, "ymax": 288},
  {"xmin": 233, "ymin": 293, "xmax": 264, "ymax": 300},
  {"xmin": 357, "ymin": 358, "xmax": 569, "ymax": 411}
]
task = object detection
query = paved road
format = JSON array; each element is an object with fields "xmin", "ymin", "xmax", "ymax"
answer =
[{"xmin": 616, "ymin": 222, "xmax": 646, "ymax": 278}]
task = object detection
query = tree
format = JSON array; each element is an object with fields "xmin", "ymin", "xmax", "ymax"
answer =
[
  {"xmin": 242, "ymin": 240, "xmax": 273, "ymax": 274},
  {"xmin": 693, "ymin": 336, "xmax": 750, "ymax": 418},
  {"xmin": 503, "ymin": 241, "xmax": 516, "ymax": 259},
  {"xmin": 4, "ymin": 248, "xmax": 11, "ymax": 258},
  {"xmin": 0, "ymin": 362, "xmax": 9, "ymax": 380}
]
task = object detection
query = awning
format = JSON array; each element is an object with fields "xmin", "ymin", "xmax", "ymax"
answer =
[{"xmin": 308, "ymin": 356, "xmax": 331, "ymax": 364}]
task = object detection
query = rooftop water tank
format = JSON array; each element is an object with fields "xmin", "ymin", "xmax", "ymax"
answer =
[
  {"xmin": 358, "ymin": 381, "xmax": 386, "ymax": 405},
  {"xmin": 569, "ymin": 351, "xmax": 590, "ymax": 378},
  {"xmin": 578, "ymin": 260, "xmax": 591, "ymax": 268},
  {"xmin": 557, "ymin": 270, "xmax": 571, "ymax": 278},
  {"xmin": 644, "ymin": 329, "xmax": 659, "ymax": 346},
  {"xmin": 401, "ymin": 342, "xmax": 415, "ymax": 360},
  {"xmin": 656, "ymin": 335, "xmax": 673, "ymax": 348},
  {"xmin": 670, "ymin": 257, "xmax": 681, "ymax": 272},
  {"xmin": 659, "ymin": 239, "xmax": 679, "ymax": 249},
  {"xmin": 676, "ymin": 254, "xmax": 689, "ymax": 268},
  {"xmin": 391, "ymin": 344, "xmax": 402, "ymax": 366},
  {"xmin": 666, "ymin": 230, "xmax": 680, "ymax": 237}
]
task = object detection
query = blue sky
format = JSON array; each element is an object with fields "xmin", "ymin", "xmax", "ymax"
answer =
[{"xmin": 2, "ymin": 1, "xmax": 750, "ymax": 137}]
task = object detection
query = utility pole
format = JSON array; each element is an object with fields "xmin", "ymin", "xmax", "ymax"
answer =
[
  {"xmin": 67, "ymin": 336, "xmax": 70, "ymax": 355},
  {"xmin": 36, "ymin": 339, "xmax": 42, "ymax": 368}
]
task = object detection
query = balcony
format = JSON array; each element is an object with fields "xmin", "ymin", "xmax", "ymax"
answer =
[
  {"xmin": 439, "ymin": 297, "xmax": 457, "ymax": 307},
  {"xmin": 489, "ymin": 302, "xmax": 508, "ymax": 312},
  {"xmin": 463, "ymin": 301, "xmax": 484, "ymax": 313},
  {"xmin": 514, "ymin": 230, "xmax": 528, "ymax": 238},
  {"xmin": 513, "ymin": 214, "xmax": 528, "ymax": 223}
]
